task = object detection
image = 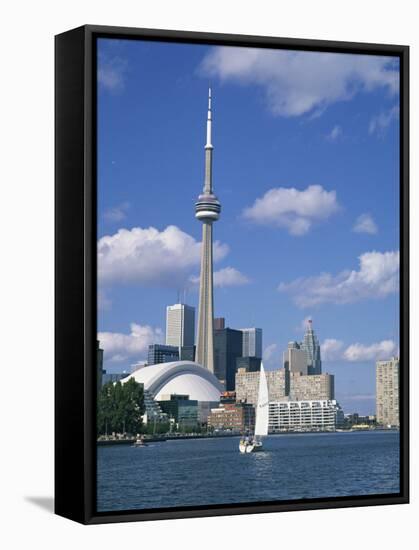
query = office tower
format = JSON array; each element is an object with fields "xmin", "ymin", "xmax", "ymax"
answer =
[
  {"xmin": 214, "ymin": 328, "xmax": 243, "ymax": 390},
  {"xmin": 235, "ymin": 368, "xmax": 289, "ymax": 405},
  {"xmin": 195, "ymin": 89, "xmax": 221, "ymax": 372},
  {"xmin": 289, "ymin": 372, "xmax": 334, "ymax": 401},
  {"xmin": 166, "ymin": 303, "xmax": 195, "ymax": 348},
  {"xmin": 236, "ymin": 356, "xmax": 261, "ymax": 373},
  {"xmin": 301, "ymin": 319, "xmax": 322, "ymax": 375},
  {"xmin": 147, "ymin": 344, "xmax": 179, "ymax": 366},
  {"xmin": 179, "ymin": 345, "xmax": 195, "ymax": 362},
  {"xmin": 214, "ymin": 317, "xmax": 225, "ymax": 330},
  {"xmin": 283, "ymin": 341, "xmax": 308, "ymax": 375},
  {"xmin": 240, "ymin": 328, "xmax": 263, "ymax": 359},
  {"xmin": 376, "ymin": 357, "xmax": 400, "ymax": 427}
]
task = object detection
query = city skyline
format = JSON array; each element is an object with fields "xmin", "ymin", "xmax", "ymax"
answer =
[{"xmin": 97, "ymin": 38, "xmax": 400, "ymax": 415}]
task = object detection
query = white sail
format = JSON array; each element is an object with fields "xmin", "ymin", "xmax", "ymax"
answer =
[{"xmin": 254, "ymin": 363, "xmax": 269, "ymax": 437}]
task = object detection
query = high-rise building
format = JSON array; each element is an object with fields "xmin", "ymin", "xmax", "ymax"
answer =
[
  {"xmin": 283, "ymin": 341, "xmax": 308, "ymax": 375},
  {"xmin": 235, "ymin": 368, "xmax": 289, "ymax": 405},
  {"xmin": 148, "ymin": 344, "xmax": 179, "ymax": 365},
  {"xmin": 179, "ymin": 345, "xmax": 195, "ymax": 362},
  {"xmin": 195, "ymin": 89, "xmax": 221, "ymax": 373},
  {"xmin": 240, "ymin": 328, "xmax": 262, "ymax": 359},
  {"xmin": 289, "ymin": 372, "xmax": 334, "ymax": 401},
  {"xmin": 166, "ymin": 303, "xmax": 195, "ymax": 348},
  {"xmin": 236, "ymin": 356, "xmax": 261, "ymax": 373},
  {"xmin": 376, "ymin": 357, "xmax": 400, "ymax": 427},
  {"xmin": 214, "ymin": 317, "xmax": 225, "ymax": 330},
  {"xmin": 214, "ymin": 328, "xmax": 243, "ymax": 390},
  {"xmin": 301, "ymin": 319, "xmax": 322, "ymax": 375}
]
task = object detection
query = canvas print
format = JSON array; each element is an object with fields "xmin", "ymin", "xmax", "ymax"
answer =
[{"xmin": 96, "ymin": 37, "xmax": 401, "ymax": 513}]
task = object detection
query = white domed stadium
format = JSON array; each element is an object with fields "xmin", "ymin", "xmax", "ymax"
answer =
[{"xmin": 122, "ymin": 361, "xmax": 223, "ymax": 401}]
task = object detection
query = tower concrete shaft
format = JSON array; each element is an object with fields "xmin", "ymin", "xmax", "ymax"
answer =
[
  {"xmin": 195, "ymin": 88, "xmax": 221, "ymax": 373},
  {"xmin": 196, "ymin": 222, "xmax": 215, "ymax": 371}
]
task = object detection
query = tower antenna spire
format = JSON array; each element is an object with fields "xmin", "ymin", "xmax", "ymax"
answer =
[{"xmin": 206, "ymin": 87, "xmax": 213, "ymax": 150}]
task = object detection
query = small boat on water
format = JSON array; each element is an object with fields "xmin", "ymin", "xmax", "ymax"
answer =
[
  {"xmin": 239, "ymin": 363, "xmax": 269, "ymax": 453},
  {"xmin": 132, "ymin": 436, "xmax": 147, "ymax": 447}
]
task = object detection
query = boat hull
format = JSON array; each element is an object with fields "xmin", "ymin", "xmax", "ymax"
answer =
[{"xmin": 239, "ymin": 440, "xmax": 263, "ymax": 453}]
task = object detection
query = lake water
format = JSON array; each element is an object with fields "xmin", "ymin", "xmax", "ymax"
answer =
[{"xmin": 97, "ymin": 431, "xmax": 400, "ymax": 512}]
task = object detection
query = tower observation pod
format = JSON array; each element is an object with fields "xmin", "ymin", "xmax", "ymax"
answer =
[{"xmin": 195, "ymin": 88, "xmax": 221, "ymax": 373}]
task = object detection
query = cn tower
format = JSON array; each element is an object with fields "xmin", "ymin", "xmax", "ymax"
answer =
[{"xmin": 195, "ymin": 88, "xmax": 221, "ymax": 373}]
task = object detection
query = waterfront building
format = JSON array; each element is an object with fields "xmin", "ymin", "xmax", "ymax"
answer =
[
  {"xmin": 207, "ymin": 402, "xmax": 255, "ymax": 432},
  {"xmin": 214, "ymin": 317, "xmax": 225, "ymax": 330},
  {"xmin": 301, "ymin": 319, "xmax": 322, "ymax": 375},
  {"xmin": 142, "ymin": 388, "xmax": 168, "ymax": 425},
  {"xmin": 269, "ymin": 400, "xmax": 343, "ymax": 432},
  {"xmin": 97, "ymin": 340, "xmax": 104, "ymax": 392},
  {"xmin": 283, "ymin": 341, "xmax": 308, "ymax": 375},
  {"xmin": 235, "ymin": 368, "xmax": 289, "ymax": 405},
  {"xmin": 376, "ymin": 356, "xmax": 400, "ymax": 427},
  {"xmin": 197, "ymin": 401, "xmax": 220, "ymax": 425},
  {"xmin": 157, "ymin": 394, "xmax": 199, "ymax": 429},
  {"xmin": 240, "ymin": 328, "xmax": 262, "ymax": 359},
  {"xmin": 166, "ymin": 303, "xmax": 195, "ymax": 348},
  {"xmin": 236, "ymin": 356, "xmax": 261, "ymax": 373},
  {"xmin": 289, "ymin": 372, "xmax": 334, "ymax": 401},
  {"xmin": 214, "ymin": 327, "xmax": 243, "ymax": 390},
  {"xmin": 148, "ymin": 343, "xmax": 179, "ymax": 365},
  {"xmin": 122, "ymin": 360, "xmax": 224, "ymax": 402},
  {"xmin": 220, "ymin": 391, "xmax": 236, "ymax": 404},
  {"xmin": 195, "ymin": 89, "xmax": 221, "ymax": 373}
]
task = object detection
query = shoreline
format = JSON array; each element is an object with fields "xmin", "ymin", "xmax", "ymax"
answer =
[{"xmin": 97, "ymin": 428, "xmax": 398, "ymax": 446}]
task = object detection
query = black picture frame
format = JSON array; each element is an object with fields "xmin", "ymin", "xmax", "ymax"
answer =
[{"xmin": 55, "ymin": 24, "xmax": 409, "ymax": 525}]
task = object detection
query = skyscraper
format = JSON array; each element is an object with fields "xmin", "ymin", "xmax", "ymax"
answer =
[
  {"xmin": 195, "ymin": 89, "xmax": 221, "ymax": 372},
  {"xmin": 240, "ymin": 328, "xmax": 263, "ymax": 359},
  {"xmin": 214, "ymin": 328, "xmax": 243, "ymax": 390},
  {"xmin": 301, "ymin": 319, "xmax": 322, "ymax": 375},
  {"xmin": 283, "ymin": 341, "xmax": 308, "ymax": 375},
  {"xmin": 166, "ymin": 303, "xmax": 195, "ymax": 348},
  {"xmin": 376, "ymin": 357, "xmax": 399, "ymax": 427}
]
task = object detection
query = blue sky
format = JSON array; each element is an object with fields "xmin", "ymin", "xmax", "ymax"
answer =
[{"xmin": 97, "ymin": 38, "xmax": 400, "ymax": 415}]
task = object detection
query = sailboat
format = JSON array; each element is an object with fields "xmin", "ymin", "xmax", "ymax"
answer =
[{"xmin": 239, "ymin": 363, "xmax": 269, "ymax": 453}]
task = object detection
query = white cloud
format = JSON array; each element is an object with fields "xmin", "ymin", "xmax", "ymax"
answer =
[
  {"xmin": 243, "ymin": 185, "xmax": 340, "ymax": 235},
  {"xmin": 98, "ymin": 225, "xmax": 229, "ymax": 288},
  {"xmin": 353, "ymin": 213, "xmax": 378, "ymax": 235},
  {"xmin": 322, "ymin": 339, "xmax": 344, "ymax": 361},
  {"xmin": 279, "ymin": 250, "xmax": 399, "ymax": 307},
  {"xmin": 200, "ymin": 48, "xmax": 399, "ymax": 117},
  {"xmin": 343, "ymin": 340, "xmax": 398, "ymax": 362},
  {"xmin": 214, "ymin": 267, "xmax": 250, "ymax": 287},
  {"xmin": 322, "ymin": 338, "xmax": 398, "ymax": 362},
  {"xmin": 103, "ymin": 202, "xmax": 130, "ymax": 223},
  {"xmin": 98, "ymin": 55, "xmax": 128, "ymax": 93},
  {"xmin": 369, "ymin": 105, "xmax": 399, "ymax": 136},
  {"xmin": 326, "ymin": 125, "xmax": 342, "ymax": 141},
  {"xmin": 98, "ymin": 323, "xmax": 163, "ymax": 363}
]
